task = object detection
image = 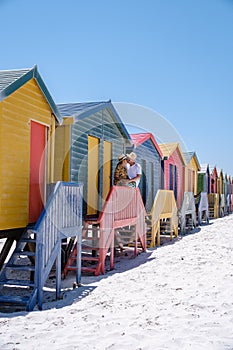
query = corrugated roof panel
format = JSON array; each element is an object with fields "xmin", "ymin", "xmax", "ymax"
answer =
[
  {"xmin": 0, "ymin": 66, "xmax": 62, "ymax": 124},
  {"xmin": 57, "ymin": 100, "xmax": 132, "ymax": 143},
  {"xmin": 57, "ymin": 101, "xmax": 108, "ymax": 118},
  {"xmin": 130, "ymin": 132, "xmax": 163, "ymax": 158},
  {"xmin": 0, "ymin": 68, "xmax": 31, "ymax": 94}
]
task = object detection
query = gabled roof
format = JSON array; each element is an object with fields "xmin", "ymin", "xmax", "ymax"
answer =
[
  {"xmin": 216, "ymin": 168, "xmax": 223, "ymax": 177},
  {"xmin": 209, "ymin": 165, "xmax": 218, "ymax": 176},
  {"xmin": 199, "ymin": 164, "xmax": 210, "ymax": 174},
  {"xmin": 0, "ymin": 65, "xmax": 62, "ymax": 124},
  {"xmin": 183, "ymin": 151, "xmax": 201, "ymax": 171},
  {"xmin": 159, "ymin": 142, "xmax": 186, "ymax": 165},
  {"xmin": 130, "ymin": 132, "xmax": 163, "ymax": 158},
  {"xmin": 57, "ymin": 100, "xmax": 132, "ymax": 143}
]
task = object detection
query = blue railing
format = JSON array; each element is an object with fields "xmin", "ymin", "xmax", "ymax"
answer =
[{"xmin": 33, "ymin": 181, "xmax": 83, "ymax": 310}]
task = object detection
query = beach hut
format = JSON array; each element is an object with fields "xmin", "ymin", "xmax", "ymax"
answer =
[
  {"xmin": 217, "ymin": 168, "xmax": 224, "ymax": 196},
  {"xmin": 178, "ymin": 152, "xmax": 200, "ymax": 232},
  {"xmin": 0, "ymin": 66, "xmax": 62, "ymax": 233},
  {"xmin": 183, "ymin": 151, "xmax": 200, "ymax": 195},
  {"xmin": 197, "ymin": 164, "xmax": 210, "ymax": 194},
  {"xmin": 224, "ymin": 173, "xmax": 231, "ymax": 215},
  {"xmin": 55, "ymin": 101, "xmax": 132, "ymax": 217},
  {"xmin": 217, "ymin": 168, "xmax": 225, "ymax": 217},
  {"xmin": 126, "ymin": 132, "xmax": 163, "ymax": 212},
  {"xmin": 0, "ymin": 67, "xmax": 84, "ymax": 311},
  {"xmin": 208, "ymin": 166, "xmax": 219, "ymax": 219},
  {"xmin": 209, "ymin": 165, "xmax": 218, "ymax": 194},
  {"xmin": 159, "ymin": 142, "xmax": 186, "ymax": 209}
]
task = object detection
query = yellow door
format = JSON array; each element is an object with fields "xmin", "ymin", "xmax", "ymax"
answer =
[
  {"xmin": 102, "ymin": 141, "xmax": 112, "ymax": 205},
  {"xmin": 87, "ymin": 136, "xmax": 99, "ymax": 215}
]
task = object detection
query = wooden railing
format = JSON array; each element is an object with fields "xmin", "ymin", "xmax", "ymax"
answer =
[
  {"xmin": 225, "ymin": 194, "xmax": 231, "ymax": 215},
  {"xmin": 219, "ymin": 194, "xmax": 225, "ymax": 217},
  {"xmin": 231, "ymin": 194, "xmax": 233, "ymax": 213},
  {"xmin": 208, "ymin": 193, "xmax": 219, "ymax": 219},
  {"xmin": 197, "ymin": 192, "xmax": 209, "ymax": 224},
  {"xmin": 85, "ymin": 186, "xmax": 147, "ymax": 275},
  {"xmin": 34, "ymin": 181, "xmax": 83, "ymax": 310},
  {"xmin": 179, "ymin": 192, "xmax": 196, "ymax": 232},
  {"xmin": 149, "ymin": 190, "xmax": 178, "ymax": 247}
]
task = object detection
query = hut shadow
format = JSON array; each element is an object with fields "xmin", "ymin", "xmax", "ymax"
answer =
[
  {"xmin": 0, "ymin": 249, "xmax": 155, "ymax": 315},
  {"xmin": 178, "ymin": 227, "xmax": 202, "ymax": 237},
  {"xmin": 41, "ymin": 284, "xmax": 98, "ymax": 310},
  {"xmin": 33, "ymin": 249, "xmax": 155, "ymax": 312},
  {"xmin": 56, "ymin": 249, "xmax": 155, "ymax": 307}
]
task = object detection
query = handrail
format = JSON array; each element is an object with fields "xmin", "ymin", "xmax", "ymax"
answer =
[
  {"xmin": 179, "ymin": 192, "xmax": 196, "ymax": 232},
  {"xmin": 86, "ymin": 186, "xmax": 146, "ymax": 275},
  {"xmin": 198, "ymin": 192, "xmax": 209, "ymax": 224},
  {"xmin": 149, "ymin": 190, "xmax": 178, "ymax": 247},
  {"xmin": 34, "ymin": 181, "xmax": 83, "ymax": 309},
  {"xmin": 208, "ymin": 193, "xmax": 219, "ymax": 218}
]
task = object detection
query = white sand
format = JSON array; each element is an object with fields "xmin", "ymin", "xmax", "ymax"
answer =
[{"xmin": 1, "ymin": 215, "xmax": 233, "ymax": 350}]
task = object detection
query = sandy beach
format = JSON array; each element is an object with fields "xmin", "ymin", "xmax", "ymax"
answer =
[{"xmin": 0, "ymin": 214, "xmax": 233, "ymax": 350}]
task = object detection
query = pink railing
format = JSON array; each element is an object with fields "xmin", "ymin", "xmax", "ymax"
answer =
[{"xmin": 86, "ymin": 186, "xmax": 146, "ymax": 275}]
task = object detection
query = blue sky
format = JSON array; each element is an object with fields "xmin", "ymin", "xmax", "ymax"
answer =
[{"xmin": 1, "ymin": 0, "xmax": 233, "ymax": 175}]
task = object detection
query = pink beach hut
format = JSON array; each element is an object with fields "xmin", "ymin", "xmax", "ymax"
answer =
[
  {"xmin": 128, "ymin": 132, "xmax": 163, "ymax": 212},
  {"xmin": 210, "ymin": 165, "xmax": 218, "ymax": 194},
  {"xmin": 159, "ymin": 142, "xmax": 186, "ymax": 209},
  {"xmin": 208, "ymin": 165, "xmax": 219, "ymax": 218}
]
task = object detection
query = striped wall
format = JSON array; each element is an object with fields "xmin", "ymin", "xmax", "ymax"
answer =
[
  {"xmin": 127, "ymin": 138, "xmax": 162, "ymax": 212},
  {"xmin": 0, "ymin": 80, "xmax": 55, "ymax": 230},
  {"xmin": 55, "ymin": 107, "xmax": 128, "ymax": 216}
]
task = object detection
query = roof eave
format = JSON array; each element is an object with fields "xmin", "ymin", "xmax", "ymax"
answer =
[
  {"xmin": 0, "ymin": 65, "xmax": 62, "ymax": 124},
  {"xmin": 33, "ymin": 66, "xmax": 62, "ymax": 124},
  {"xmin": 74, "ymin": 101, "xmax": 132, "ymax": 144},
  {"xmin": 131, "ymin": 133, "xmax": 163, "ymax": 158}
]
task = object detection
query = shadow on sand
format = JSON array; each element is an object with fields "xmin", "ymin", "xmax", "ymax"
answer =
[{"xmin": 1, "ymin": 223, "xmax": 208, "ymax": 314}]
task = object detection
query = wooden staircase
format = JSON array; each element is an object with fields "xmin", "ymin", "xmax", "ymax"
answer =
[
  {"xmin": 0, "ymin": 181, "xmax": 83, "ymax": 312},
  {"xmin": 178, "ymin": 192, "xmax": 196, "ymax": 234},
  {"xmin": 197, "ymin": 192, "xmax": 209, "ymax": 225},
  {"xmin": 147, "ymin": 190, "xmax": 179, "ymax": 248},
  {"xmin": 63, "ymin": 186, "xmax": 147, "ymax": 277},
  {"xmin": 208, "ymin": 193, "xmax": 219, "ymax": 219},
  {"xmin": 0, "ymin": 228, "xmax": 38, "ymax": 312},
  {"xmin": 63, "ymin": 223, "xmax": 102, "ymax": 277}
]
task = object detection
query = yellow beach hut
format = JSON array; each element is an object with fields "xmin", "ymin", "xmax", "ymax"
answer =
[
  {"xmin": 183, "ymin": 151, "xmax": 200, "ymax": 195},
  {"xmin": 0, "ymin": 66, "xmax": 62, "ymax": 233}
]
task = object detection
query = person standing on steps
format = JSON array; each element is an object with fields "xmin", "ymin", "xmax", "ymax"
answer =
[
  {"xmin": 113, "ymin": 154, "xmax": 129, "ymax": 186},
  {"xmin": 126, "ymin": 152, "xmax": 142, "ymax": 188}
]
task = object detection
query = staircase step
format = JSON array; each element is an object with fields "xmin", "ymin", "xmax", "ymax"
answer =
[
  {"xmin": 82, "ymin": 246, "xmax": 99, "ymax": 251},
  {"xmin": 21, "ymin": 238, "xmax": 37, "ymax": 243},
  {"xmin": 6, "ymin": 265, "xmax": 35, "ymax": 272},
  {"xmin": 14, "ymin": 250, "xmax": 35, "ymax": 257},
  {"xmin": 0, "ymin": 279, "xmax": 34, "ymax": 287},
  {"xmin": 81, "ymin": 266, "xmax": 98, "ymax": 273},
  {"xmin": 81, "ymin": 256, "xmax": 99, "ymax": 262},
  {"xmin": 65, "ymin": 265, "xmax": 77, "ymax": 271},
  {"xmin": 0, "ymin": 295, "xmax": 29, "ymax": 306},
  {"xmin": 118, "ymin": 234, "xmax": 133, "ymax": 240}
]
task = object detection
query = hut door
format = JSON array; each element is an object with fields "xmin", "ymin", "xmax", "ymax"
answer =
[
  {"xmin": 29, "ymin": 121, "xmax": 47, "ymax": 223},
  {"xmin": 87, "ymin": 135, "xmax": 99, "ymax": 215},
  {"xmin": 102, "ymin": 141, "xmax": 112, "ymax": 205}
]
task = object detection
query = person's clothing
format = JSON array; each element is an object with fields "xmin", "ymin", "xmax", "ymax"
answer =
[
  {"xmin": 127, "ymin": 163, "xmax": 142, "ymax": 188},
  {"xmin": 114, "ymin": 162, "xmax": 128, "ymax": 185}
]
